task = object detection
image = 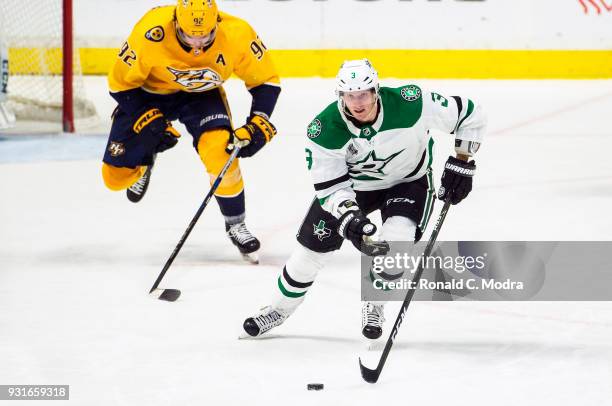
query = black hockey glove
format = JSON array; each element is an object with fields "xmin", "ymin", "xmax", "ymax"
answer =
[
  {"xmin": 438, "ymin": 156, "xmax": 476, "ymax": 205},
  {"xmin": 227, "ymin": 115, "xmax": 277, "ymax": 158},
  {"xmin": 337, "ymin": 202, "xmax": 390, "ymax": 256},
  {"xmin": 133, "ymin": 108, "xmax": 180, "ymax": 153}
]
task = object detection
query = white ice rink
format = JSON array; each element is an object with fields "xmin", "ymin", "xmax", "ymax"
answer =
[{"xmin": 1, "ymin": 77, "xmax": 612, "ymax": 405}]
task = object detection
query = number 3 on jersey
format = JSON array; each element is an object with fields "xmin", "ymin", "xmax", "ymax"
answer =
[
  {"xmin": 431, "ymin": 92, "xmax": 448, "ymax": 107},
  {"xmin": 305, "ymin": 148, "xmax": 313, "ymax": 170}
]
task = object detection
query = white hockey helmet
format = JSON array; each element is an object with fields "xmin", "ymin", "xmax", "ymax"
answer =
[{"xmin": 335, "ymin": 59, "xmax": 379, "ymax": 95}]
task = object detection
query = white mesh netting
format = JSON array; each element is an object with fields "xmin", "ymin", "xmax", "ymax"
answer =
[{"xmin": 0, "ymin": 0, "xmax": 97, "ymax": 126}]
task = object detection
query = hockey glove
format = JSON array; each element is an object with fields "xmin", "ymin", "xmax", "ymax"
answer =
[
  {"xmin": 133, "ymin": 108, "xmax": 181, "ymax": 153},
  {"xmin": 227, "ymin": 115, "xmax": 277, "ymax": 158},
  {"xmin": 337, "ymin": 202, "xmax": 390, "ymax": 256},
  {"xmin": 438, "ymin": 156, "xmax": 476, "ymax": 205}
]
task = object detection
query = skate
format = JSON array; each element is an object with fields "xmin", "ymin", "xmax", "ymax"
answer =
[
  {"xmin": 126, "ymin": 156, "xmax": 155, "ymax": 203},
  {"xmin": 226, "ymin": 222, "xmax": 260, "ymax": 264},
  {"xmin": 362, "ymin": 302, "xmax": 385, "ymax": 340},
  {"xmin": 242, "ymin": 306, "xmax": 289, "ymax": 338}
]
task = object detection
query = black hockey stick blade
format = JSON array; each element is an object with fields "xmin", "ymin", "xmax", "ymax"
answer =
[
  {"xmin": 359, "ymin": 358, "xmax": 380, "ymax": 384},
  {"xmin": 150, "ymin": 288, "xmax": 181, "ymax": 302}
]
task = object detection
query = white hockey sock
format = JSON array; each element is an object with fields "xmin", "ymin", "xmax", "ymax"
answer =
[
  {"xmin": 369, "ymin": 216, "xmax": 419, "ymax": 305},
  {"xmin": 381, "ymin": 216, "xmax": 417, "ymax": 242},
  {"xmin": 274, "ymin": 245, "xmax": 333, "ymax": 314}
]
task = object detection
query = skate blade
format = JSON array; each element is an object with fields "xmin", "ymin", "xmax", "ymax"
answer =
[{"xmin": 241, "ymin": 252, "xmax": 259, "ymax": 265}]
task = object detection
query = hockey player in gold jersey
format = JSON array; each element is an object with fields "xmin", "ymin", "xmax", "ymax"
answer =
[{"xmin": 101, "ymin": 0, "xmax": 280, "ymax": 260}]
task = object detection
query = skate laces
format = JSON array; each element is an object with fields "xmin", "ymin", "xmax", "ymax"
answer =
[
  {"xmin": 254, "ymin": 306, "xmax": 286, "ymax": 332},
  {"xmin": 128, "ymin": 171, "xmax": 148, "ymax": 194},
  {"xmin": 228, "ymin": 223, "xmax": 256, "ymax": 244},
  {"xmin": 363, "ymin": 303, "xmax": 385, "ymax": 328}
]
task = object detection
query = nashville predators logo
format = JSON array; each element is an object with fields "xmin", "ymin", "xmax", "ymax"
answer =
[
  {"xmin": 108, "ymin": 142, "xmax": 125, "ymax": 157},
  {"xmin": 167, "ymin": 66, "xmax": 222, "ymax": 92},
  {"xmin": 145, "ymin": 26, "xmax": 165, "ymax": 42}
]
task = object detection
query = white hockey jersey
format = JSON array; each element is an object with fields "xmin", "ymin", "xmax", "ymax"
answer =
[{"xmin": 305, "ymin": 85, "xmax": 486, "ymax": 218}]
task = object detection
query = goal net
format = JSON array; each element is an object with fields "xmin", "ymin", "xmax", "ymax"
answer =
[{"xmin": 0, "ymin": 0, "xmax": 98, "ymax": 132}]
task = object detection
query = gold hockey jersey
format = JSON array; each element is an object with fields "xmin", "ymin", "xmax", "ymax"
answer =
[{"xmin": 108, "ymin": 6, "xmax": 279, "ymax": 95}]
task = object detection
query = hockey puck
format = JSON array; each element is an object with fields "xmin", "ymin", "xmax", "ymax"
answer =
[{"xmin": 307, "ymin": 383, "xmax": 324, "ymax": 391}]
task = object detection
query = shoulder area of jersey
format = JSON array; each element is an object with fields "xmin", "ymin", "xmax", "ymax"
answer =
[
  {"xmin": 307, "ymin": 100, "xmax": 344, "ymax": 135},
  {"xmin": 216, "ymin": 11, "xmax": 255, "ymax": 38},
  {"xmin": 383, "ymin": 84, "xmax": 423, "ymax": 103},
  {"xmin": 306, "ymin": 101, "xmax": 351, "ymax": 149},
  {"xmin": 132, "ymin": 5, "xmax": 175, "ymax": 44}
]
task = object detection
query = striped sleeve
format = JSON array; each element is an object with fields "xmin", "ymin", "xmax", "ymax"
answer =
[
  {"xmin": 422, "ymin": 89, "xmax": 487, "ymax": 154},
  {"xmin": 449, "ymin": 95, "xmax": 487, "ymax": 144}
]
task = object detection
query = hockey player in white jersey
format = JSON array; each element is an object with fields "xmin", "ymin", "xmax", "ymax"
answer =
[{"xmin": 242, "ymin": 59, "xmax": 486, "ymax": 339}]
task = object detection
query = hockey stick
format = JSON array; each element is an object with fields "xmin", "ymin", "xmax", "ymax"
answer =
[
  {"xmin": 359, "ymin": 198, "xmax": 452, "ymax": 383},
  {"xmin": 149, "ymin": 146, "xmax": 241, "ymax": 302}
]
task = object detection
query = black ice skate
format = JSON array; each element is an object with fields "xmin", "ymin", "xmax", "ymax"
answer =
[
  {"xmin": 226, "ymin": 222, "xmax": 260, "ymax": 264},
  {"xmin": 126, "ymin": 156, "xmax": 155, "ymax": 203},
  {"xmin": 242, "ymin": 306, "xmax": 289, "ymax": 338},
  {"xmin": 362, "ymin": 302, "xmax": 385, "ymax": 340}
]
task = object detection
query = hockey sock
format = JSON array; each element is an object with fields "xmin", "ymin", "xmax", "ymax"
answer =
[
  {"xmin": 370, "ymin": 216, "xmax": 418, "ymax": 289},
  {"xmin": 274, "ymin": 245, "xmax": 333, "ymax": 313},
  {"xmin": 381, "ymin": 216, "xmax": 417, "ymax": 241},
  {"xmin": 216, "ymin": 191, "xmax": 246, "ymax": 225}
]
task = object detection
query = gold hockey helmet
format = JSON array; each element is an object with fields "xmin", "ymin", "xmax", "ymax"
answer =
[{"xmin": 176, "ymin": 0, "xmax": 218, "ymax": 37}]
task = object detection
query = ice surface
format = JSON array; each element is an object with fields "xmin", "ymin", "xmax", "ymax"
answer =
[{"xmin": 1, "ymin": 77, "xmax": 611, "ymax": 405}]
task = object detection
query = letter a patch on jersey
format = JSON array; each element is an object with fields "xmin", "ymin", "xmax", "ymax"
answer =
[{"xmin": 216, "ymin": 53, "xmax": 226, "ymax": 66}]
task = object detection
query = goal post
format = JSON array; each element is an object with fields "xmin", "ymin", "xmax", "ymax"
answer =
[{"xmin": 63, "ymin": 0, "xmax": 74, "ymax": 133}]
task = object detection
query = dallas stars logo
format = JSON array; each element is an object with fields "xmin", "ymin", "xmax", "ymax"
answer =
[
  {"xmin": 400, "ymin": 86, "xmax": 421, "ymax": 102},
  {"xmin": 313, "ymin": 220, "xmax": 331, "ymax": 241},
  {"xmin": 307, "ymin": 119, "xmax": 322, "ymax": 139},
  {"xmin": 348, "ymin": 149, "xmax": 405, "ymax": 177}
]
